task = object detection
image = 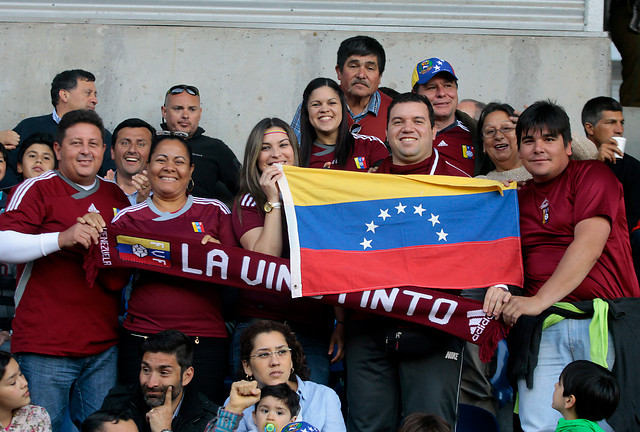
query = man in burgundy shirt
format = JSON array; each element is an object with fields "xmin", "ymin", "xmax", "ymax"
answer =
[{"xmin": 503, "ymin": 101, "xmax": 639, "ymax": 431}]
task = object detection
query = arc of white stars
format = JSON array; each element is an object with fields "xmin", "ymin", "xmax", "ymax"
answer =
[
  {"xmin": 428, "ymin": 213, "xmax": 440, "ymax": 226},
  {"xmin": 436, "ymin": 229, "xmax": 448, "ymax": 241},
  {"xmin": 413, "ymin": 204, "xmax": 426, "ymax": 216},
  {"xmin": 360, "ymin": 238, "xmax": 372, "ymax": 250},
  {"xmin": 395, "ymin": 202, "xmax": 406, "ymax": 214},
  {"xmin": 378, "ymin": 209, "xmax": 390, "ymax": 221},
  {"xmin": 365, "ymin": 221, "xmax": 378, "ymax": 233}
]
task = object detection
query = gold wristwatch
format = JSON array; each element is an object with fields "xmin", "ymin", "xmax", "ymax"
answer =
[{"xmin": 263, "ymin": 201, "xmax": 282, "ymax": 213}]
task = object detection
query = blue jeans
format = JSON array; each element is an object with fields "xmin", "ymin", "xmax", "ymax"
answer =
[
  {"xmin": 517, "ymin": 318, "xmax": 615, "ymax": 432},
  {"xmin": 16, "ymin": 345, "xmax": 118, "ymax": 432}
]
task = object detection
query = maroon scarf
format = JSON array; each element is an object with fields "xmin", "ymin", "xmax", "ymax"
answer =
[{"xmin": 86, "ymin": 225, "xmax": 508, "ymax": 361}]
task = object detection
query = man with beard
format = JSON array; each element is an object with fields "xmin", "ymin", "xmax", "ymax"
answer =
[{"xmin": 101, "ymin": 330, "xmax": 218, "ymax": 432}]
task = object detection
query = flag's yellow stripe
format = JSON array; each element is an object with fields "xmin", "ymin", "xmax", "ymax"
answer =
[{"xmin": 282, "ymin": 166, "xmax": 514, "ymax": 206}]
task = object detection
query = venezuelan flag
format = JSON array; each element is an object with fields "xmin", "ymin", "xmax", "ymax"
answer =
[
  {"xmin": 278, "ymin": 166, "xmax": 522, "ymax": 298},
  {"xmin": 116, "ymin": 235, "xmax": 172, "ymax": 269}
]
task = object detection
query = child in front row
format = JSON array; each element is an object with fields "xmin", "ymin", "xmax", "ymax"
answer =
[
  {"xmin": 552, "ymin": 360, "xmax": 620, "ymax": 432},
  {"xmin": 206, "ymin": 381, "xmax": 318, "ymax": 432}
]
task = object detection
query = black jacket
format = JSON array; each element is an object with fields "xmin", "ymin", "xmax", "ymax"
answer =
[{"xmin": 100, "ymin": 384, "xmax": 218, "ymax": 432}]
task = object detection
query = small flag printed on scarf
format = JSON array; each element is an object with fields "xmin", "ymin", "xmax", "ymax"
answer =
[{"xmin": 115, "ymin": 235, "xmax": 172, "ymax": 268}]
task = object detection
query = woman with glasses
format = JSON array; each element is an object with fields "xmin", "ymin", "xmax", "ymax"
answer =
[
  {"xmin": 230, "ymin": 118, "xmax": 343, "ymax": 387},
  {"xmin": 217, "ymin": 320, "xmax": 345, "ymax": 432},
  {"xmin": 475, "ymin": 103, "xmax": 531, "ymax": 182},
  {"xmin": 111, "ymin": 132, "xmax": 237, "ymax": 404}
]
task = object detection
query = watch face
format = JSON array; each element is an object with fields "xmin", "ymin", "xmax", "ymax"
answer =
[{"xmin": 263, "ymin": 201, "xmax": 273, "ymax": 213}]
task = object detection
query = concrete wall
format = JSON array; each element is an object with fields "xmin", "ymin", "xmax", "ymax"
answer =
[{"xmin": 0, "ymin": 23, "xmax": 610, "ymax": 160}]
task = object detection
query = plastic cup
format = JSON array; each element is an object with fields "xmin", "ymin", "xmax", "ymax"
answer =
[{"xmin": 612, "ymin": 136, "xmax": 626, "ymax": 159}]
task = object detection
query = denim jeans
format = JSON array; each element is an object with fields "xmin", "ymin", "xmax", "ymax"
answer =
[
  {"xmin": 517, "ymin": 318, "xmax": 615, "ymax": 432},
  {"xmin": 16, "ymin": 345, "xmax": 118, "ymax": 432}
]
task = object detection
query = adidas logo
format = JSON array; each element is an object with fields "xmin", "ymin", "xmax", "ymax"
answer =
[
  {"xmin": 88, "ymin": 203, "xmax": 100, "ymax": 213},
  {"xmin": 468, "ymin": 309, "xmax": 492, "ymax": 342},
  {"xmin": 437, "ymin": 140, "xmax": 448, "ymax": 147}
]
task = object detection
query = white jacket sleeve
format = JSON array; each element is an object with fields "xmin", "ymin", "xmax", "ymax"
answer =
[{"xmin": 0, "ymin": 231, "xmax": 61, "ymax": 264}]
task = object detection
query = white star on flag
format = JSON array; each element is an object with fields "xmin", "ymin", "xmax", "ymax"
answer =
[
  {"xmin": 434, "ymin": 65, "xmax": 441, "ymax": 71},
  {"xmin": 413, "ymin": 204, "xmax": 426, "ymax": 216},
  {"xmin": 395, "ymin": 202, "xmax": 407, "ymax": 214},
  {"xmin": 378, "ymin": 209, "xmax": 390, "ymax": 221},
  {"xmin": 428, "ymin": 213, "xmax": 440, "ymax": 226},
  {"xmin": 366, "ymin": 221, "xmax": 379, "ymax": 233},
  {"xmin": 360, "ymin": 238, "xmax": 372, "ymax": 250},
  {"xmin": 436, "ymin": 229, "xmax": 448, "ymax": 241}
]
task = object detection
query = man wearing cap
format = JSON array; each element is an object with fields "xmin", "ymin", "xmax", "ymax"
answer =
[
  {"xmin": 161, "ymin": 84, "xmax": 240, "ymax": 205},
  {"xmin": 411, "ymin": 58, "xmax": 483, "ymax": 177},
  {"xmin": 0, "ymin": 69, "xmax": 115, "ymax": 188},
  {"xmin": 291, "ymin": 35, "xmax": 391, "ymax": 142}
]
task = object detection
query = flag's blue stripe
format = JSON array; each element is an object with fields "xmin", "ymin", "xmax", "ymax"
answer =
[
  {"xmin": 295, "ymin": 189, "xmax": 519, "ymax": 251},
  {"xmin": 116, "ymin": 243, "xmax": 171, "ymax": 260}
]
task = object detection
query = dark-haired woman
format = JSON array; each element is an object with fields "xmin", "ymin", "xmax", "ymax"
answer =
[
  {"xmin": 300, "ymin": 78, "xmax": 389, "ymax": 171},
  {"xmin": 112, "ymin": 133, "xmax": 237, "ymax": 403},
  {"xmin": 232, "ymin": 320, "xmax": 345, "ymax": 432}
]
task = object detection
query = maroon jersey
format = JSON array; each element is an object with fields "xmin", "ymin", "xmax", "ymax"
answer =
[
  {"xmin": 308, "ymin": 133, "xmax": 389, "ymax": 171},
  {"xmin": 518, "ymin": 160, "xmax": 640, "ymax": 301},
  {"xmin": 433, "ymin": 118, "xmax": 475, "ymax": 177},
  {"xmin": 377, "ymin": 148, "xmax": 469, "ymax": 176},
  {"xmin": 112, "ymin": 195, "xmax": 236, "ymax": 337},
  {"xmin": 231, "ymin": 194, "xmax": 332, "ymax": 328},
  {"xmin": 0, "ymin": 170, "xmax": 130, "ymax": 356},
  {"xmin": 348, "ymin": 91, "xmax": 392, "ymax": 143}
]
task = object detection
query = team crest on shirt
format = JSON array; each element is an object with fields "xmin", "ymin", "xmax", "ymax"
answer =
[
  {"xmin": 353, "ymin": 156, "xmax": 368, "ymax": 170},
  {"xmin": 540, "ymin": 198, "xmax": 550, "ymax": 224},
  {"xmin": 87, "ymin": 203, "xmax": 100, "ymax": 213},
  {"xmin": 115, "ymin": 235, "xmax": 171, "ymax": 268},
  {"xmin": 462, "ymin": 145, "xmax": 474, "ymax": 159},
  {"xmin": 192, "ymin": 222, "xmax": 204, "ymax": 233}
]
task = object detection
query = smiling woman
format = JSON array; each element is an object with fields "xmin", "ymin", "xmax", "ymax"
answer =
[
  {"xmin": 299, "ymin": 78, "xmax": 388, "ymax": 171},
  {"xmin": 111, "ymin": 133, "xmax": 238, "ymax": 404}
]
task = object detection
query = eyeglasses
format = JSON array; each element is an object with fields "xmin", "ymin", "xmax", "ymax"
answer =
[
  {"xmin": 249, "ymin": 348, "xmax": 292, "ymax": 360},
  {"xmin": 165, "ymin": 84, "xmax": 200, "ymax": 97},
  {"xmin": 482, "ymin": 125, "xmax": 516, "ymax": 138},
  {"xmin": 156, "ymin": 130, "xmax": 189, "ymax": 138}
]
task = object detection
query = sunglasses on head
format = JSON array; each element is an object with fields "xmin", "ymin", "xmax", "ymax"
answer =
[
  {"xmin": 156, "ymin": 130, "xmax": 189, "ymax": 138},
  {"xmin": 165, "ymin": 84, "xmax": 199, "ymax": 97}
]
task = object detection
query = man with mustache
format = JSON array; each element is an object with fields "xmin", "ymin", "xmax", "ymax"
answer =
[
  {"xmin": 160, "ymin": 84, "xmax": 240, "ymax": 206},
  {"xmin": 101, "ymin": 330, "xmax": 217, "ymax": 432},
  {"xmin": 292, "ymin": 35, "xmax": 391, "ymax": 143}
]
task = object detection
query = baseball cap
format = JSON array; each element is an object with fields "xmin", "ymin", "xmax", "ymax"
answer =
[{"xmin": 411, "ymin": 58, "xmax": 458, "ymax": 88}]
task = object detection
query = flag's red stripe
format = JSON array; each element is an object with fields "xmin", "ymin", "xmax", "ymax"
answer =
[{"xmin": 299, "ymin": 237, "xmax": 522, "ymax": 296}]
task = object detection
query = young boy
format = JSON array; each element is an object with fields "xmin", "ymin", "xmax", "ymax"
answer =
[
  {"xmin": 207, "ymin": 381, "xmax": 302, "ymax": 432},
  {"xmin": 16, "ymin": 133, "xmax": 56, "ymax": 180},
  {"xmin": 552, "ymin": 360, "xmax": 620, "ymax": 431},
  {"xmin": 252, "ymin": 383, "xmax": 300, "ymax": 432}
]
